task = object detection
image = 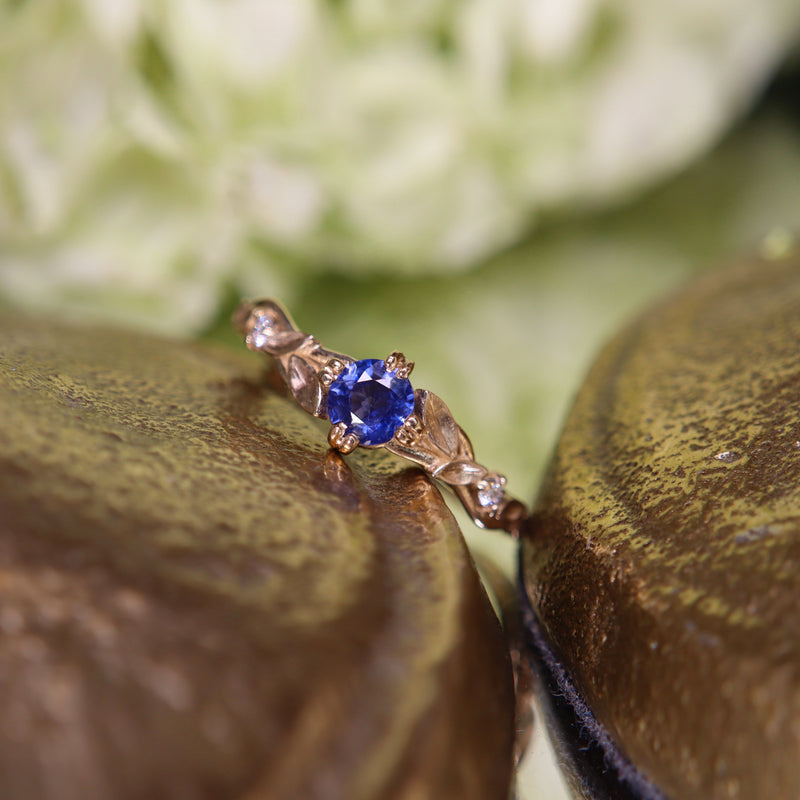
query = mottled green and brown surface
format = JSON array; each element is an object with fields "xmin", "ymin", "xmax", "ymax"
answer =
[
  {"xmin": 0, "ymin": 316, "xmax": 515, "ymax": 800},
  {"xmin": 523, "ymin": 252, "xmax": 800, "ymax": 799}
]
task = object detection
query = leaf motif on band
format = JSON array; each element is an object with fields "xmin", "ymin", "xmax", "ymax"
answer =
[
  {"xmin": 455, "ymin": 426, "xmax": 475, "ymax": 461},
  {"xmin": 268, "ymin": 331, "xmax": 309, "ymax": 355},
  {"xmin": 421, "ymin": 392, "xmax": 460, "ymax": 457},
  {"xmin": 435, "ymin": 460, "xmax": 487, "ymax": 486},
  {"xmin": 288, "ymin": 355, "xmax": 322, "ymax": 415}
]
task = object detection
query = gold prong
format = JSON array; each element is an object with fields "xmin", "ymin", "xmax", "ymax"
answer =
[
  {"xmin": 319, "ymin": 358, "xmax": 346, "ymax": 387},
  {"xmin": 396, "ymin": 360, "xmax": 414, "ymax": 379},
  {"xmin": 385, "ymin": 351, "xmax": 413, "ymax": 378},
  {"xmin": 328, "ymin": 423, "xmax": 359, "ymax": 454},
  {"xmin": 393, "ymin": 414, "xmax": 421, "ymax": 446},
  {"xmin": 394, "ymin": 429, "xmax": 415, "ymax": 446},
  {"xmin": 405, "ymin": 414, "xmax": 421, "ymax": 431},
  {"xmin": 328, "ymin": 422, "xmax": 348, "ymax": 449},
  {"xmin": 339, "ymin": 434, "xmax": 359, "ymax": 454}
]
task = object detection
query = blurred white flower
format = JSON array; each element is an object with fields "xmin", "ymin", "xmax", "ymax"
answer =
[{"xmin": 0, "ymin": 0, "xmax": 799, "ymax": 331}]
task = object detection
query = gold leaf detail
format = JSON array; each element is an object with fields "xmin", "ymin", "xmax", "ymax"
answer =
[
  {"xmin": 435, "ymin": 461, "xmax": 486, "ymax": 486},
  {"xmin": 289, "ymin": 355, "xmax": 322, "ymax": 415},
  {"xmin": 455, "ymin": 426, "xmax": 475, "ymax": 461},
  {"xmin": 421, "ymin": 392, "xmax": 460, "ymax": 457}
]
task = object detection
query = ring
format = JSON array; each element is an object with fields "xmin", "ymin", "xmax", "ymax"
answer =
[{"xmin": 233, "ymin": 299, "xmax": 528, "ymax": 538}]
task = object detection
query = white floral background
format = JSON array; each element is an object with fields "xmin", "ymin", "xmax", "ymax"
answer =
[
  {"xmin": 3, "ymin": 0, "xmax": 800, "ymax": 327},
  {"xmin": 2, "ymin": 3, "xmax": 800, "ymax": 796}
]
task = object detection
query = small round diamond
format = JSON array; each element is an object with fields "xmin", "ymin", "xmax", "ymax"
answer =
[
  {"xmin": 327, "ymin": 359, "xmax": 415, "ymax": 446},
  {"xmin": 477, "ymin": 473, "xmax": 506, "ymax": 510},
  {"xmin": 250, "ymin": 314, "xmax": 274, "ymax": 348}
]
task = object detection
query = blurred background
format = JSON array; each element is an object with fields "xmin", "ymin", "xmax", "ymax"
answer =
[{"xmin": 2, "ymin": 2, "xmax": 800, "ymax": 796}]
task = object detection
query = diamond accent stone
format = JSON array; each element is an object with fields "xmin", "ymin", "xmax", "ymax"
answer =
[
  {"xmin": 250, "ymin": 313, "xmax": 274, "ymax": 348},
  {"xmin": 477, "ymin": 473, "xmax": 506, "ymax": 510},
  {"xmin": 327, "ymin": 359, "xmax": 415, "ymax": 446}
]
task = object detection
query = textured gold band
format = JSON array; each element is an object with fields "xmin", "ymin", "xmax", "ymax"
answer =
[{"xmin": 234, "ymin": 298, "xmax": 528, "ymax": 537}]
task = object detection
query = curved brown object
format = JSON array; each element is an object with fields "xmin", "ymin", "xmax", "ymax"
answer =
[
  {"xmin": 0, "ymin": 315, "xmax": 515, "ymax": 800},
  {"xmin": 522, "ymin": 251, "xmax": 800, "ymax": 799}
]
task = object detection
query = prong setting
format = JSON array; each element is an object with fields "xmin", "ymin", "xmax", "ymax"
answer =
[
  {"xmin": 476, "ymin": 473, "xmax": 507, "ymax": 514},
  {"xmin": 245, "ymin": 312, "xmax": 274, "ymax": 350},
  {"xmin": 319, "ymin": 359, "xmax": 346, "ymax": 388},
  {"xmin": 340, "ymin": 434, "xmax": 359, "ymax": 454},
  {"xmin": 385, "ymin": 351, "xmax": 414, "ymax": 379},
  {"xmin": 328, "ymin": 422, "xmax": 359, "ymax": 454},
  {"xmin": 233, "ymin": 296, "xmax": 529, "ymax": 537},
  {"xmin": 394, "ymin": 414, "xmax": 422, "ymax": 446}
]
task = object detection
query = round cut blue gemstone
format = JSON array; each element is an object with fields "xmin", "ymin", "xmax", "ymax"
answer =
[{"xmin": 327, "ymin": 359, "xmax": 415, "ymax": 446}]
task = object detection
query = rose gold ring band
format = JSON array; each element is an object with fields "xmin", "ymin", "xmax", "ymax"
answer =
[{"xmin": 234, "ymin": 298, "xmax": 528, "ymax": 538}]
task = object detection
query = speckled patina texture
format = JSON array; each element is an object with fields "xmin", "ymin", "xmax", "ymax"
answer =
[
  {"xmin": 0, "ymin": 315, "xmax": 515, "ymax": 800},
  {"xmin": 523, "ymin": 252, "xmax": 800, "ymax": 799}
]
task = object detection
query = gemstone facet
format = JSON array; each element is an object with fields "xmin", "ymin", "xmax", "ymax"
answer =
[
  {"xmin": 250, "ymin": 313, "xmax": 274, "ymax": 348},
  {"xmin": 327, "ymin": 359, "xmax": 415, "ymax": 446},
  {"xmin": 477, "ymin": 473, "xmax": 506, "ymax": 510}
]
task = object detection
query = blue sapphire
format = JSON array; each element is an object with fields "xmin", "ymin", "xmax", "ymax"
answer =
[{"xmin": 327, "ymin": 359, "xmax": 415, "ymax": 446}]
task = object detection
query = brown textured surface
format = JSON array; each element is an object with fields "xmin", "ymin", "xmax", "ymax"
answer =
[
  {"xmin": 522, "ymin": 252, "xmax": 800, "ymax": 800},
  {"xmin": 0, "ymin": 315, "xmax": 515, "ymax": 800}
]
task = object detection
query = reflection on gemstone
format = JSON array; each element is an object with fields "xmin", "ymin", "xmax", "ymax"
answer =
[
  {"xmin": 328, "ymin": 359, "xmax": 415, "ymax": 446},
  {"xmin": 477, "ymin": 473, "xmax": 506, "ymax": 510},
  {"xmin": 251, "ymin": 313, "xmax": 274, "ymax": 348}
]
